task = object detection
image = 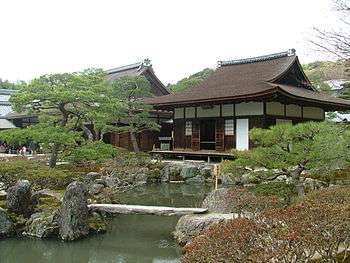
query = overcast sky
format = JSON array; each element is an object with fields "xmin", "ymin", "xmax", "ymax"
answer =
[{"xmin": 0, "ymin": 0, "xmax": 340, "ymax": 85}]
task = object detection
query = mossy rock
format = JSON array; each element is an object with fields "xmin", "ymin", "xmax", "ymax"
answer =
[
  {"xmin": 88, "ymin": 212, "xmax": 107, "ymax": 234},
  {"xmin": 23, "ymin": 211, "xmax": 59, "ymax": 238}
]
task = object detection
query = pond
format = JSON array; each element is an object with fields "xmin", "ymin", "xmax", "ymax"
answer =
[{"xmin": 0, "ymin": 184, "xmax": 213, "ymax": 263}]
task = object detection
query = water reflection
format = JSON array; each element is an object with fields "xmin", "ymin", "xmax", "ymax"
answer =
[{"xmin": 0, "ymin": 184, "xmax": 212, "ymax": 263}]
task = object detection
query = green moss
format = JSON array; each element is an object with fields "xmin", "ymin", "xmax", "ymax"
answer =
[
  {"xmin": 88, "ymin": 213, "xmax": 107, "ymax": 234},
  {"xmin": 0, "ymin": 200, "xmax": 6, "ymax": 209},
  {"xmin": 0, "ymin": 160, "xmax": 83, "ymax": 190},
  {"xmin": 36, "ymin": 196, "xmax": 61, "ymax": 213}
]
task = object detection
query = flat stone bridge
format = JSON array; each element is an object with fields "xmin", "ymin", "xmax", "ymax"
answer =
[{"xmin": 88, "ymin": 204, "xmax": 208, "ymax": 216}]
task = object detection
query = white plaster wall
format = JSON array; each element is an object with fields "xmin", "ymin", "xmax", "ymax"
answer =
[
  {"xmin": 197, "ymin": 105, "xmax": 220, "ymax": 118},
  {"xmin": 286, "ymin": 104, "xmax": 302, "ymax": 118},
  {"xmin": 236, "ymin": 102, "xmax": 263, "ymax": 116},
  {"xmin": 266, "ymin": 102, "xmax": 284, "ymax": 116},
  {"xmin": 185, "ymin": 107, "xmax": 195, "ymax": 118},
  {"xmin": 222, "ymin": 104, "xmax": 234, "ymax": 117},
  {"xmin": 303, "ymin": 107, "xmax": 324, "ymax": 119},
  {"xmin": 174, "ymin": 108, "xmax": 184, "ymax": 119}
]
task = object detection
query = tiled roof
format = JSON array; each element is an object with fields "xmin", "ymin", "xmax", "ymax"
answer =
[
  {"xmin": 144, "ymin": 50, "xmax": 350, "ymax": 110},
  {"xmin": 106, "ymin": 59, "xmax": 169, "ymax": 95},
  {"xmin": 144, "ymin": 52, "xmax": 296, "ymax": 105}
]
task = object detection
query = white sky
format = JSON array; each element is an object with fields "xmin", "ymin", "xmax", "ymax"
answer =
[{"xmin": 0, "ymin": 0, "xmax": 341, "ymax": 85}]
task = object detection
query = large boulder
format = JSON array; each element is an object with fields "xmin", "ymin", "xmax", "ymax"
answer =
[
  {"xmin": 23, "ymin": 212, "xmax": 59, "ymax": 238},
  {"xmin": 174, "ymin": 213, "xmax": 233, "ymax": 246},
  {"xmin": 59, "ymin": 181, "xmax": 89, "ymax": 241},
  {"xmin": 180, "ymin": 164, "xmax": 199, "ymax": 179},
  {"xmin": 6, "ymin": 180, "xmax": 33, "ymax": 217},
  {"xmin": 201, "ymin": 188, "xmax": 233, "ymax": 213},
  {"xmin": 0, "ymin": 207, "xmax": 13, "ymax": 238},
  {"xmin": 185, "ymin": 175, "xmax": 205, "ymax": 185},
  {"xmin": 200, "ymin": 166, "xmax": 213, "ymax": 179},
  {"xmin": 161, "ymin": 164, "xmax": 182, "ymax": 182}
]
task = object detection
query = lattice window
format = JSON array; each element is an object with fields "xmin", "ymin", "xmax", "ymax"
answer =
[
  {"xmin": 225, "ymin": 119, "xmax": 234, "ymax": 135},
  {"xmin": 185, "ymin": 121, "xmax": 192, "ymax": 136}
]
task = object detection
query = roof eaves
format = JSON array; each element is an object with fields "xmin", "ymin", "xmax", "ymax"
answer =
[
  {"xmin": 274, "ymin": 84, "xmax": 350, "ymax": 108},
  {"xmin": 145, "ymin": 88, "xmax": 278, "ymax": 107}
]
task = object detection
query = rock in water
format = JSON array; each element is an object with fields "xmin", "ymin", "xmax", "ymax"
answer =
[
  {"xmin": 0, "ymin": 207, "xmax": 13, "ymax": 238},
  {"xmin": 6, "ymin": 180, "xmax": 33, "ymax": 217},
  {"xmin": 180, "ymin": 164, "xmax": 199, "ymax": 179},
  {"xmin": 24, "ymin": 212, "xmax": 58, "ymax": 238},
  {"xmin": 59, "ymin": 181, "xmax": 89, "ymax": 241}
]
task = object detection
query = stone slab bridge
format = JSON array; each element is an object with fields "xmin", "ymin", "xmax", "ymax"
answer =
[{"xmin": 88, "ymin": 204, "xmax": 208, "ymax": 216}]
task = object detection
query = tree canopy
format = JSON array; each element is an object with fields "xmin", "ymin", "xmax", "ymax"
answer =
[
  {"xmin": 230, "ymin": 122, "xmax": 350, "ymax": 196},
  {"xmin": 169, "ymin": 68, "xmax": 214, "ymax": 92},
  {"xmin": 0, "ymin": 69, "xmax": 158, "ymax": 166}
]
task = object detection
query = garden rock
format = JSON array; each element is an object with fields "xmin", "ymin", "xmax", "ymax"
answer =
[
  {"xmin": 88, "ymin": 212, "xmax": 107, "ymax": 234},
  {"xmin": 6, "ymin": 180, "xmax": 33, "ymax": 217},
  {"xmin": 0, "ymin": 190, "xmax": 7, "ymax": 201},
  {"xmin": 89, "ymin": 184, "xmax": 105, "ymax": 195},
  {"xmin": 94, "ymin": 178, "xmax": 108, "ymax": 187},
  {"xmin": 185, "ymin": 175, "xmax": 205, "ymax": 185},
  {"xmin": 201, "ymin": 188, "xmax": 233, "ymax": 213},
  {"xmin": 0, "ymin": 207, "xmax": 13, "ymax": 238},
  {"xmin": 134, "ymin": 173, "xmax": 148, "ymax": 185},
  {"xmin": 180, "ymin": 164, "xmax": 199, "ymax": 179},
  {"xmin": 221, "ymin": 173, "xmax": 236, "ymax": 185},
  {"xmin": 174, "ymin": 213, "xmax": 233, "ymax": 246},
  {"xmin": 85, "ymin": 172, "xmax": 100, "ymax": 180},
  {"xmin": 200, "ymin": 166, "xmax": 212, "ymax": 179},
  {"xmin": 23, "ymin": 212, "xmax": 58, "ymax": 238},
  {"xmin": 59, "ymin": 181, "xmax": 89, "ymax": 241}
]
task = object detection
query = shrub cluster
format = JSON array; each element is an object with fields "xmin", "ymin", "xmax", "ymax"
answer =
[
  {"xmin": 183, "ymin": 187, "xmax": 350, "ymax": 263},
  {"xmin": 0, "ymin": 160, "xmax": 78, "ymax": 190},
  {"xmin": 64, "ymin": 141, "xmax": 121, "ymax": 164}
]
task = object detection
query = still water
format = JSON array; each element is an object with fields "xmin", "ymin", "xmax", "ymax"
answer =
[{"xmin": 0, "ymin": 184, "xmax": 212, "ymax": 263}]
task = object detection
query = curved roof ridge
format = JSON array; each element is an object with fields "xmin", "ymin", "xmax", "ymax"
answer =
[
  {"xmin": 106, "ymin": 59, "xmax": 151, "ymax": 74},
  {"xmin": 218, "ymin": 49, "xmax": 296, "ymax": 67}
]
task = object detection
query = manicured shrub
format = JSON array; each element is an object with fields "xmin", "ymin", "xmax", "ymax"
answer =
[
  {"xmin": 0, "ymin": 160, "xmax": 78, "ymax": 190},
  {"xmin": 65, "ymin": 141, "xmax": 120, "ymax": 164},
  {"xmin": 250, "ymin": 182, "xmax": 297, "ymax": 205}
]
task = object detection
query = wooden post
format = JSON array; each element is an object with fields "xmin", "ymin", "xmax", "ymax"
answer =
[{"xmin": 213, "ymin": 164, "xmax": 220, "ymax": 190}]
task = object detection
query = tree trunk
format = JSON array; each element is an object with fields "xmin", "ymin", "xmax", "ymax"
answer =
[
  {"xmin": 82, "ymin": 126, "xmax": 94, "ymax": 141},
  {"xmin": 130, "ymin": 131, "xmax": 139, "ymax": 152},
  {"xmin": 49, "ymin": 144, "xmax": 59, "ymax": 168},
  {"xmin": 290, "ymin": 164, "xmax": 306, "ymax": 197}
]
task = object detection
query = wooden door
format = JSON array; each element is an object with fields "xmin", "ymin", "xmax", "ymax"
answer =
[
  {"xmin": 215, "ymin": 119, "xmax": 224, "ymax": 151},
  {"xmin": 191, "ymin": 119, "xmax": 200, "ymax": 151}
]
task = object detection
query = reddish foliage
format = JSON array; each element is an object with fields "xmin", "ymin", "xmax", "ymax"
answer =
[{"xmin": 182, "ymin": 187, "xmax": 350, "ymax": 263}]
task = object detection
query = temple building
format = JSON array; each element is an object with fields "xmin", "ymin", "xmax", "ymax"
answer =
[
  {"xmin": 104, "ymin": 59, "xmax": 173, "ymax": 151},
  {"xmin": 145, "ymin": 49, "xmax": 350, "ymax": 153}
]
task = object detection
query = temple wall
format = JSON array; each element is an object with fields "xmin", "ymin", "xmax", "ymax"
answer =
[
  {"xmin": 236, "ymin": 102, "xmax": 263, "ymax": 116},
  {"xmin": 222, "ymin": 104, "xmax": 234, "ymax": 116},
  {"xmin": 185, "ymin": 107, "xmax": 195, "ymax": 118},
  {"xmin": 266, "ymin": 102, "xmax": 284, "ymax": 115},
  {"xmin": 303, "ymin": 107, "xmax": 324, "ymax": 119},
  {"xmin": 174, "ymin": 108, "xmax": 184, "ymax": 119},
  {"xmin": 197, "ymin": 105, "xmax": 220, "ymax": 117},
  {"xmin": 286, "ymin": 104, "xmax": 302, "ymax": 118}
]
